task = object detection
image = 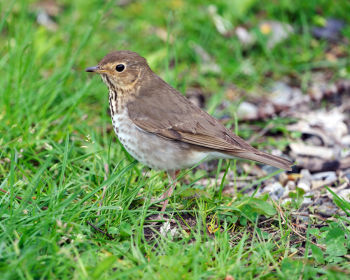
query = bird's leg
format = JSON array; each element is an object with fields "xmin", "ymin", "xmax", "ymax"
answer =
[{"xmin": 160, "ymin": 170, "xmax": 178, "ymax": 212}]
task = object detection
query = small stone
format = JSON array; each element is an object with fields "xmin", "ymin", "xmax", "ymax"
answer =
[
  {"xmin": 311, "ymin": 181, "xmax": 326, "ymax": 189},
  {"xmin": 298, "ymin": 170, "xmax": 311, "ymax": 191},
  {"xmin": 237, "ymin": 102, "xmax": 258, "ymax": 120},
  {"xmin": 317, "ymin": 202, "xmax": 338, "ymax": 217},
  {"xmin": 264, "ymin": 182, "xmax": 285, "ymax": 200},
  {"xmin": 270, "ymin": 81, "xmax": 305, "ymax": 107},
  {"xmin": 311, "ymin": 171, "xmax": 337, "ymax": 182},
  {"xmin": 302, "ymin": 196, "xmax": 313, "ymax": 206},
  {"xmin": 337, "ymin": 189, "xmax": 350, "ymax": 202},
  {"xmin": 300, "ymin": 169, "xmax": 312, "ymax": 180},
  {"xmin": 286, "ymin": 180, "xmax": 296, "ymax": 191},
  {"xmin": 258, "ymin": 102, "xmax": 275, "ymax": 118},
  {"xmin": 279, "ymin": 172, "xmax": 289, "ymax": 185},
  {"xmin": 298, "ymin": 179, "xmax": 311, "ymax": 192},
  {"xmin": 311, "ymin": 171, "xmax": 337, "ymax": 189},
  {"xmin": 294, "ymin": 214, "xmax": 309, "ymax": 223}
]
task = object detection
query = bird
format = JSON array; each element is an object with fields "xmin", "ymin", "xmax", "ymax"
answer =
[{"xmin": 86, "ymin": 50, "xmax": 293, "ymax": 212}]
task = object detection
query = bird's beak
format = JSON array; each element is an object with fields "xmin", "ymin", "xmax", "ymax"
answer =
[{"xmin": 85, "ymin": 65, "xmax": 106, "ymax": 73}]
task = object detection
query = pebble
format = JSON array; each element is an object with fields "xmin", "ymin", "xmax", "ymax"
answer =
[
  {"xmin": 279, "ymin": 172, "xmax": 289, "ymax": 185},
  {"xmin": 286, "ymin": 180, "xmax": 296, "ymax": 191},
  {"xmin": 311, "ymin": 171, "xmax": 337, "ymax": 182},
  {"xmin": 298, "ymin": 180, "xmax": 311, "ymax": 192},
  {"xmin": 317, "ymin": 202, "xmax": 338, "ymax": 217},
  {"xmin": 294, "ymin": 214, "xmax": 309, "ymax": 223},
  {"xmin": 264, "ymin": 182, "xmax": 285, "ymax": 200},
  {"xmin": 337, "ymin": 189, "xmax": 350, "ymax": 202},
  {"xmin": 270, "ymin": 81, "xmax": 304, "ymax": 107},
  {"xmin": 297, "ymin": 169, "xmax": 312, "ymax": 192},
  {"xmin": 311, "ymin": 171, "xmax": 337, "ymax": 189},
  {"xmin": 301, "ymin": 196, "xmax": 313, "ymax": 206},
  {"xmin": 237, "ymin": 102, "xmax": 258, "ymax": 120},
  {"xmin": 300, "ymin": 169, "xmax": 312, "ymax": 180}
]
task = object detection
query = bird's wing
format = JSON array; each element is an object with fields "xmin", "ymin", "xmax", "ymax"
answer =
[
  {"xmin": 127, "ymin": 76, "xmax": 255, "ymax": 153},
  {"xmin": 127, "ymin": 75, "xmax": 293, "ymax": 171}
]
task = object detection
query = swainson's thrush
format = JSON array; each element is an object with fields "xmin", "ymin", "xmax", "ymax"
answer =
[{"xmin": 86, "ymin": 50, "xmax": 293, "ymax": 211}]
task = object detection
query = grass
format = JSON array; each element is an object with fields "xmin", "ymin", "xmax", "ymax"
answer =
[{"xmin": 1, "ymin": 0, "xmax": 350, "ymax": 279}]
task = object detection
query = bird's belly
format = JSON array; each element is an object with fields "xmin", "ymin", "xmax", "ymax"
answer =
[{"xmin": 111, "ymin": 111, "xmax": 214, "ymax": 171}]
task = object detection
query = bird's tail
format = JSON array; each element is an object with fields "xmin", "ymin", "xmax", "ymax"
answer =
[{"xmin": 230, "ymin": 150, "xmax": 293, "ymax": 171}]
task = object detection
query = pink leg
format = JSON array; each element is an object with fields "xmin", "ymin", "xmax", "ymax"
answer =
[{"xmin": 160, "ymin": 170, "xmax": 178, "ymax": 212}]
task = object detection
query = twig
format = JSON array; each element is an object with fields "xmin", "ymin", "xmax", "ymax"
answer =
[
  {"xmin": 272, "ymin": 200, "xmax": 326, "ymax": 250},
  {"xmin": 86, "ymin": 220, "xmax": 114, "ymax": 240}
]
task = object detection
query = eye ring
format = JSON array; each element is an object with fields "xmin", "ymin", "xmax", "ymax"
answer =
[{"xmin": 115, "ymin": 64, "xmax": 125, "ymax": 72}]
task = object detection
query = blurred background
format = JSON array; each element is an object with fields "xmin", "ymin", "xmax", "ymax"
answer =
[{"xmin": 1, "ymin": 0, "xmax": 349, "ymax": 144}]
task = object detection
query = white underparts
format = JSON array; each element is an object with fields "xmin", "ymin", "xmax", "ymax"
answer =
[{"xmin": 111, "ymin": 109, "xmax": 230, "ymax": 171}]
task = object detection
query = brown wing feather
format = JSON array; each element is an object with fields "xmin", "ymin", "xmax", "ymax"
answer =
[{"xmin": 128, "ymin": 74, "xmax": 292, "ymax": 170}]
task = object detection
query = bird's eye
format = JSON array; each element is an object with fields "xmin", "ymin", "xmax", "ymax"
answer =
[{"xmin": 115, "ymin": 64, "xmax": 125, "ymax": 72}]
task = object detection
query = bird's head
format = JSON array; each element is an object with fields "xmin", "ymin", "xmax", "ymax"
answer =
[{"xmin": 86, "ymin": 50, "xmax": 150, "ymax": 92}]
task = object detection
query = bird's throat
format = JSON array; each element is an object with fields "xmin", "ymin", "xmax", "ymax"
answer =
[{"xmin": 108, "ymin": 89, "xmax": 119, "ymax": 116}]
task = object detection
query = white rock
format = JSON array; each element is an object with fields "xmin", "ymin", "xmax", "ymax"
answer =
[
  {"xmin": 286, "ymin": 180, "xmax": 296, "ymax": 190},
  {"xmin": 311, "ymin": 171, "xmax": 337, "ymax": 182},
  {"xmin": 237, "ymin": 102, "xmax": 258, "ymax": 120},
  {"xmin": 270, "ymin": 81, "xmax": 306, "ymax": 107},
  {"xmin": 300, "ymin": 169, "xmax": 312, "ymax": 180},
  {"xmin": 264, "ymin": 182, "xmax": 285, "ymax": 200},
  {"xmin": 337, "ymin": 189, "xmax": 350, "ymax": 202},
  {"xmin": 298, "ymin": 180, "xmax": 311, "ymax": 192},
  {"xmin": 302, "ymin": 196, "xmax": 313, "ymax": 206}
]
